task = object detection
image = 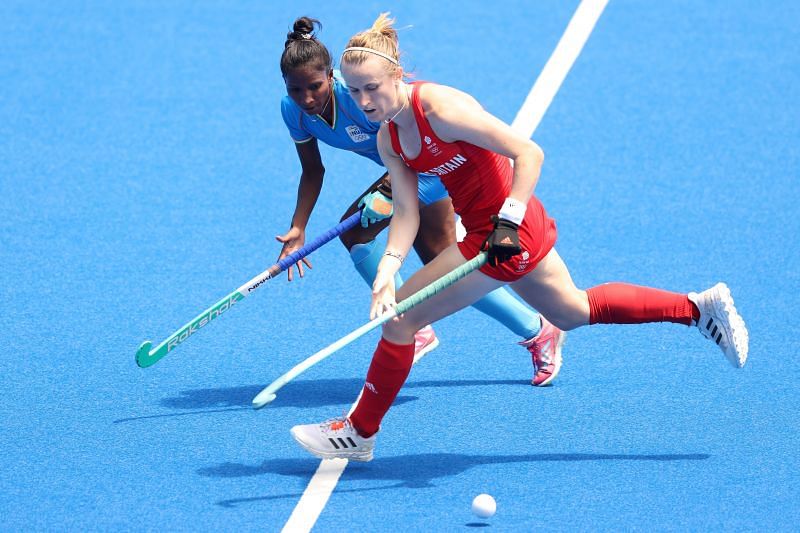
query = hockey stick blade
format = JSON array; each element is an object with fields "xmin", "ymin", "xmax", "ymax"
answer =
[
  {"xmin": 135, "ymin": 211, "xmax": 361, "ymax": 368},
  {"xmin": 252, "ymin": 252, "xmax": 488, "ymax": 408}
]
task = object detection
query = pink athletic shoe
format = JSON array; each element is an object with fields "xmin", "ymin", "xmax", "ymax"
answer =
[
  {"xmin": 520, "ymin": 317, "xmax": 565, "ymax": 386},
  {"xmin": 413, "ymin": 324, "xmax": 439, "ymax": 364}
]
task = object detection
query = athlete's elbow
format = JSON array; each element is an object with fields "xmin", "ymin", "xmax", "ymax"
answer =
[
  {"xmin": 528, "ymin": 142, "xmax": 544, "ymax": 166},
  {"xmin": 300, "ymin": 166, "xmax": 324, "ymax": 185},
  {"xmin": 515, "ymin": 144, "xmax": 544, "ymax": 174}
]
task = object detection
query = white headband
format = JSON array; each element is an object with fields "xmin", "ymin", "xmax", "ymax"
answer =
[{"xmin": 341, "ymin": 46, "xmax": 399, "ymax": 65}]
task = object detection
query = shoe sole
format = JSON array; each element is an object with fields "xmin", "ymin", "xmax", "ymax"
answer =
[
  {"xmin": 710, "ymin": 284, "xmax": 749, "ymax": 368},
  {"xmin": 290, "ymin": 427, "xmax": 374, "ymax": 462},
  {"xmin": 412, "ymin": 337, "xmax": 440, "ymax": 365},
  {"xmin": 532, "ymin": 331, "xmax": 566, "ymax": 387}
]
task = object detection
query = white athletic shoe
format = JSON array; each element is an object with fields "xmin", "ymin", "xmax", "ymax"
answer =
[
  {"xmin": 688, "ymin": 283, "xmax": 749, "ymax": 367},
  {"xmin": 290, "ymin": 417, "xmax": 376, "ymax": 462}
]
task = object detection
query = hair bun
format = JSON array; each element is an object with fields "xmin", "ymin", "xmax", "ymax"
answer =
[
  {"xmin": 286, "ymin": 16, "xmax": 321, "ymax": 44},
  {"xmin": 280, "ymin": 16, "xmax": 333, "ymax": 75}
]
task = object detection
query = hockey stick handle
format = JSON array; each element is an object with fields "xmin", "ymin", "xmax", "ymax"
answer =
[
  {"xmin": 274, "ymin": 211, "xmax": 362, "ymax": 274},
  {"xmin": 135, "ymin": 212, "xmax": 361, "ymax": 368},
  {"xmin": 251, "ymin": 252, "xmax": 488, "ymax": 408}
]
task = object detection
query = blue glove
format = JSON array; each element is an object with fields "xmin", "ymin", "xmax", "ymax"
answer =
[{"xmin": 357, "ymin": 188, "xmax": 393, "ymax": 228}]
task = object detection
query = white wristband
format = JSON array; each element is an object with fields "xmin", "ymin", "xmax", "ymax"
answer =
[{"xmin": 498, "ymin": 197, "xmax": 526, "ymax": 225}]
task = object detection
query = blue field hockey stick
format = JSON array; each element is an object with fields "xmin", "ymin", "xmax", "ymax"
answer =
[{"xmin": 135, "ymin": 211, "xmax": 361, "ymax": 368}]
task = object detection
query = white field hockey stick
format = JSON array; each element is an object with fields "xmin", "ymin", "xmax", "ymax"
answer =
[
  {"xmin": 135, "ymin": 212, "xmax": 361, "ymax": 368},
  {"xmin": 251, "ymin": 251, "xmax": 488, "ymax": 408}
]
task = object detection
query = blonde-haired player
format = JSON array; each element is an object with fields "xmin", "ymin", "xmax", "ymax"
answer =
[{"xmin": 290, "ymin": 13, "xmax": 749, "ymax": 462}]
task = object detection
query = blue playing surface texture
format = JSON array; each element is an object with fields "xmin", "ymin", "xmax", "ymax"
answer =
[{"xmin": 2, "ymin": 1, "xmax": 799, "ymax": 530}]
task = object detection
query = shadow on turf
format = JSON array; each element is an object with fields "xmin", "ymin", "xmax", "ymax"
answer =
[
  {"xmin": 203, "ymin": 451, "xmax": 711, "ymax": 507},
  {"xmin": 114, "ymin": 378, "xmax": 529, "ymax": 423},
  {"xmin": 157, "ymin": 378, "xmax": 527, "ymax": 410}
]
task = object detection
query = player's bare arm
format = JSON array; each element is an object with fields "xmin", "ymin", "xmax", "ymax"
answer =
[{"xmin": 421, "ymin": 83, "xmax": 544, "ymax": 204}]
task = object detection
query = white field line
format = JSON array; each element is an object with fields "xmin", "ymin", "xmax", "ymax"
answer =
[
  {"xmin": 511, "ymin": 0, "xmax": 609, "ymax": 137},
  {"xmin": 282, "ymin": 1, "xmax": 608, "ymax": 530},
  {"xmin": 281, "ymin": 458, "xmax": 348, "ymax": 533}
]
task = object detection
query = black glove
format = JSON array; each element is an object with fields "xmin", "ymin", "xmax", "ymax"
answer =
[{"xmin": 482, "ymin": 215, "xmax": 521, "ymax": 266}]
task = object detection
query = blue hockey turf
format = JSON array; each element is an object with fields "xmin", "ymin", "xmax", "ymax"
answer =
[{"xmin": 2, "ymin": 1, "xmax": 799, "ymax": 530}]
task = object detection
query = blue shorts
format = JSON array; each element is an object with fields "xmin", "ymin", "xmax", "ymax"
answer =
[{"xmin": 417, "ymin": 173, "xmax": 449, "ymax": 206}]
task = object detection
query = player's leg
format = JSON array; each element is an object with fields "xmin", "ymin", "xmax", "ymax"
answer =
[
  {"xmin": 388, "ymin": 245, "xmax": 505, "ymax": 341},
  {"xmin": 508, "ymin": 248, "xmax": 591, "ymax": 330},
  {"xmin": 339, "ymin": 173, "xmax": 395, "ymax": 283},
  {"xmin": 350, "ymin": 244, "xmax": 503, "ymax": 440},
  {"xmin": 340, "ymin": 173, "xmax": 438, "ymax": 360},
  {"xmin": 291, "ymin": 245, "xmax": 503, "ymax": 460},
  {"xmin": 415, "ymin": 175, "xmax": 560, "ymax": 384},
  {"xmin": 511, "ymin": 248, "xmax": 748, "ymax": 366},
  {"xmin": 414, "ymin": 177, "xmax": 541, "ymax": 338}
]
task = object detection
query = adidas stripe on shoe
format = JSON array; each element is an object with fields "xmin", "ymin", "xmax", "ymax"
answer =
[
  {"xmin": 688, "ymin": 282, "xmax": 749, "ymax": 367},
  {"xmin": 290, "ymin": 417, "xmax": 376, "ymax": 462}
]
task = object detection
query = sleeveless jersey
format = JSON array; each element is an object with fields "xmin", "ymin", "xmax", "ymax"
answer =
[
  {"xmin": 387, "ymin": 82, "xmax": 557, "ymax": 281},
  {"xmin": 280, "ymin": 73, "xmax": 449, "ymax": 205}
]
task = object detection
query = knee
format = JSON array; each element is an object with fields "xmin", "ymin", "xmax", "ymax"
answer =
[
  {"xmin": 414, "ymin": 228, "xmax": 453, "ymax": 263},
  {"xmin": 339, "ymin": 228, "xmax": 369, "ymax": 250},
  {"xmin": 546, "ymin": 291, "xmax": 590, "ymax": 331},
  {"xmin": 339, "ymin": 233, "xmax": 356, "ymax": 250},
  {"xmin": 548, "ymin": 315, "xmax": 582, "ymax": 332},
  {"xmin": 381, "ymin": 315, "xmax": 420, "ymax": 343}
]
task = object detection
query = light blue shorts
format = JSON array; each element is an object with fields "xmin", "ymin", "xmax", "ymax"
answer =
[{"xmin": 417, "ymin": 173, "xmax": 449, "ymax": 206}]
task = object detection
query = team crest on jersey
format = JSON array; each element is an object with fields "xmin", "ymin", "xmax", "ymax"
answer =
[
  {"xmin": 424, "ymin": 135, "xmax": 441, "ymax": 155},
  {"xmin": 516, "ymin": 250, "xmax": 531, "ymax": 272},
  {"xmin": 346, "ymin": 125, "xmax": 370, "ymax": 143}
]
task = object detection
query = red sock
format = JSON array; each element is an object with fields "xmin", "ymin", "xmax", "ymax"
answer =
[
  {"xmin": 349, "ymin": 337, "xmax": 415, "ymax": 438},
  {"xmin": 586, "ymin": 283, "xmax": 699, "ymax": 326}
]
